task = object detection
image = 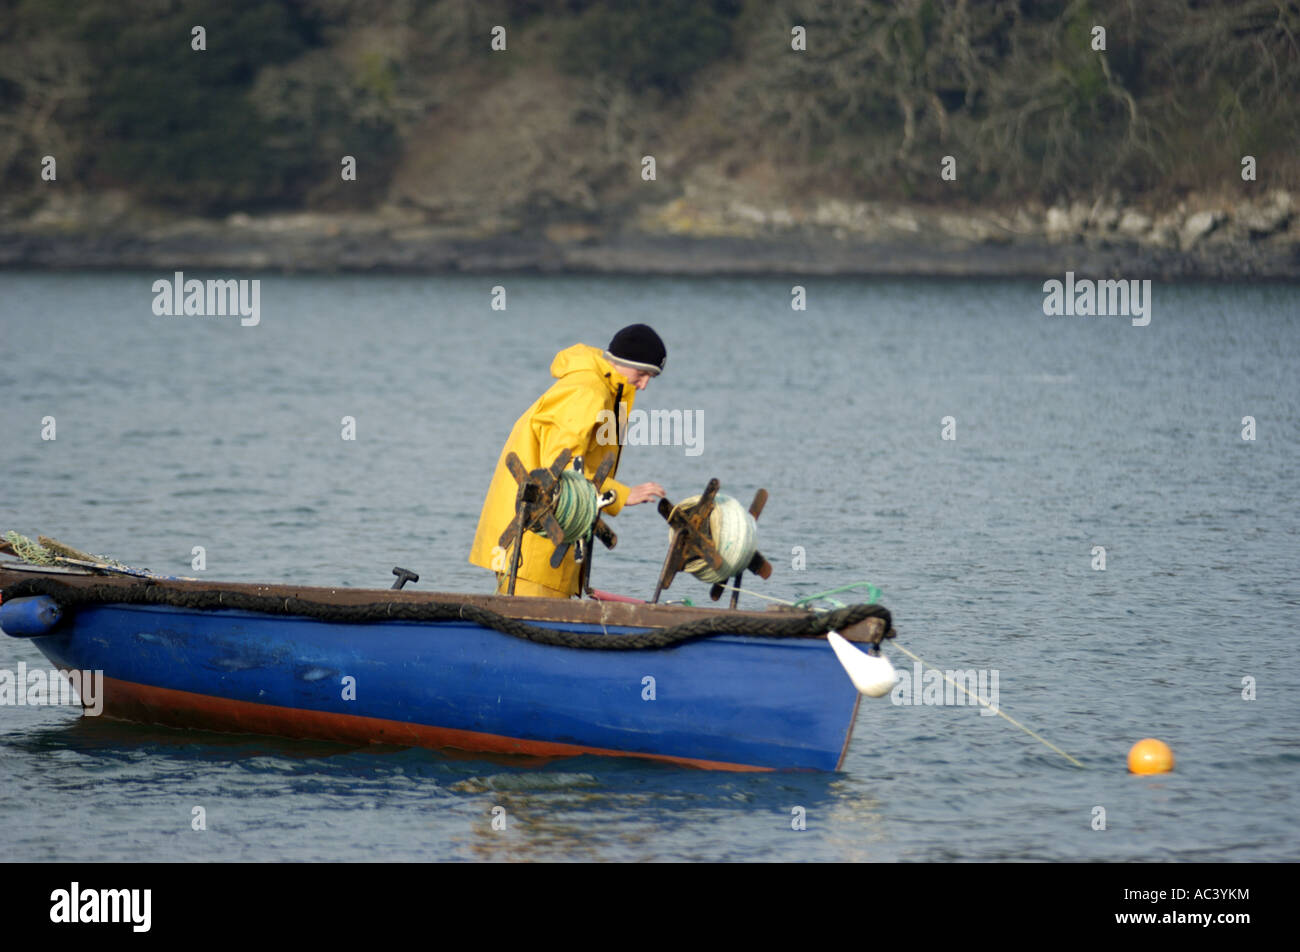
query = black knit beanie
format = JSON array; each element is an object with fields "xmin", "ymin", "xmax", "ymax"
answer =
[{"xmin": 606, "ymin": 324, "xmax": 667, "ymax": 376}]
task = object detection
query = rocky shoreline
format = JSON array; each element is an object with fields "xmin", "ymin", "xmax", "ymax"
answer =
[{"xmin": 2, "ymin": 189, "xmax": 1295, "ymax": 280}]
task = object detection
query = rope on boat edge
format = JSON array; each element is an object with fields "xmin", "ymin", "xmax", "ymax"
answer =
[{"xmin": 1, "ymin": 578, "xmax": 894, "ymax": 652}]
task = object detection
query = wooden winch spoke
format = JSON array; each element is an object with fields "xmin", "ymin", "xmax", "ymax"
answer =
[
  {"xmin": 592, "ymin": 518, "xmax": 616, "ymax": 549},
  {"xmin": 592, "ymin": 455, "xmax": 614, "ymax": 491},
  {"xmin": 546, "ymin": 449, "xmax": 573, "ymax": 483},
  {"xmin": 505, "ymin": 454, "xmax": 530, "ymax": 484}
]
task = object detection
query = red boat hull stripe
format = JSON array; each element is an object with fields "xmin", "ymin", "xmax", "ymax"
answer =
[{"xmin": 98, "ymin": 676, "xmax": 775, "ymax": 773}]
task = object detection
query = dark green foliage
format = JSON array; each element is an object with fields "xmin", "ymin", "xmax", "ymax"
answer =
[
  {"xmin": 13, "ymin": 0, "xmax": 401, "ymax": 212},
  {"xmin": 76, "ymin": 2, "xmax": 312, "ymax": 210},
  {"xmin": 728, "ymin": 0, "xmax": 1300, "ymax": 201},
  {"xmin": 1, "ymin": 0, "xmax": 1297, "ymax": 214},
  {"xmin": 558, "ymin": 0, "xmax": 739, "ymax": 96}
]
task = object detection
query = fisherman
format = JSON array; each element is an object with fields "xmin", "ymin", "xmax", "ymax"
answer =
[{"xmin": 469, "ymin": 324, "xmax": 668, "ymax": 597}]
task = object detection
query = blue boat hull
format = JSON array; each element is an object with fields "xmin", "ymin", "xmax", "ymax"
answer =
[{"xmin": 17, "ymin": 597, "xmax": 865, "ymax": 771}]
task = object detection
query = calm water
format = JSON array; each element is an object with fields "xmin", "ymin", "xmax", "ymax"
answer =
[{"xmin": 0, "ymin": 271, "xmax": 1296, "ymax": 861}]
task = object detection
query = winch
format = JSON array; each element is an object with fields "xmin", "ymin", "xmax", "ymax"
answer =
[
  {"xmin": 496, "ymin": 449, "xmax": 617, "ymax": 596},
  {"xmin": 652, "ymin": 478, "xmax": 772, "ymax": 607},
  {"xmin": 496, "ymin": 454, "xmax": 772, "ymax": 607}
]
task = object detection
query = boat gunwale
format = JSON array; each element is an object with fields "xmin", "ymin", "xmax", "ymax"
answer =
[{"xmin": 0, "ymin": 568, "xmax": 889, "ymax": 643}]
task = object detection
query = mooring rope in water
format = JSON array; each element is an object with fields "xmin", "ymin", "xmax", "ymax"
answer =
[
  {"xmin": 540, "ymin": 470, "xmax": 599, "ymax": 545},
  {"xmin": 672, "ymin": 494, "xmax": 758, "ymax": 584},
  {"xmin": 888, "ymin": 642, "xmax": 1085, "ymax": 768},
  {"xmin": 712, "ymin": 579, "xmax": 1085, "ymax": 768}
]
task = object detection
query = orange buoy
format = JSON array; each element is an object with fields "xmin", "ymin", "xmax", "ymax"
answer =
[{"xmin": 1128, "ymin": 738, "xmax": 1175, "ymax": 774}]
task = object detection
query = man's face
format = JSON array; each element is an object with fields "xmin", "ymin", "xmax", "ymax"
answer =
[{"xmin": 625, "ymin": 368, "xmax": 652, "ymax": 391}]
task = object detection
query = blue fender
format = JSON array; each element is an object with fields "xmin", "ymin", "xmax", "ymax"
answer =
[{"xmin": 0, "ymin": 595, "xmax": 64, "ymax": 637}]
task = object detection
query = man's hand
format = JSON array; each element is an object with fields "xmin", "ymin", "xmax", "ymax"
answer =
[{"xmin": 625, "ymin": 482, "xmax": 666, "ymax": 505}]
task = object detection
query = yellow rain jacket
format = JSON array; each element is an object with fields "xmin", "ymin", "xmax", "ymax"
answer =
[{"xmin": 469, "ymin": 344, "xmax": 635, "ymax": 595}]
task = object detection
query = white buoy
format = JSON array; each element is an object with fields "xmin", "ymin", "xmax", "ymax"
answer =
[{"xmin": 827, "ymin": 631, "xmax": 896, "ymax": 698}]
